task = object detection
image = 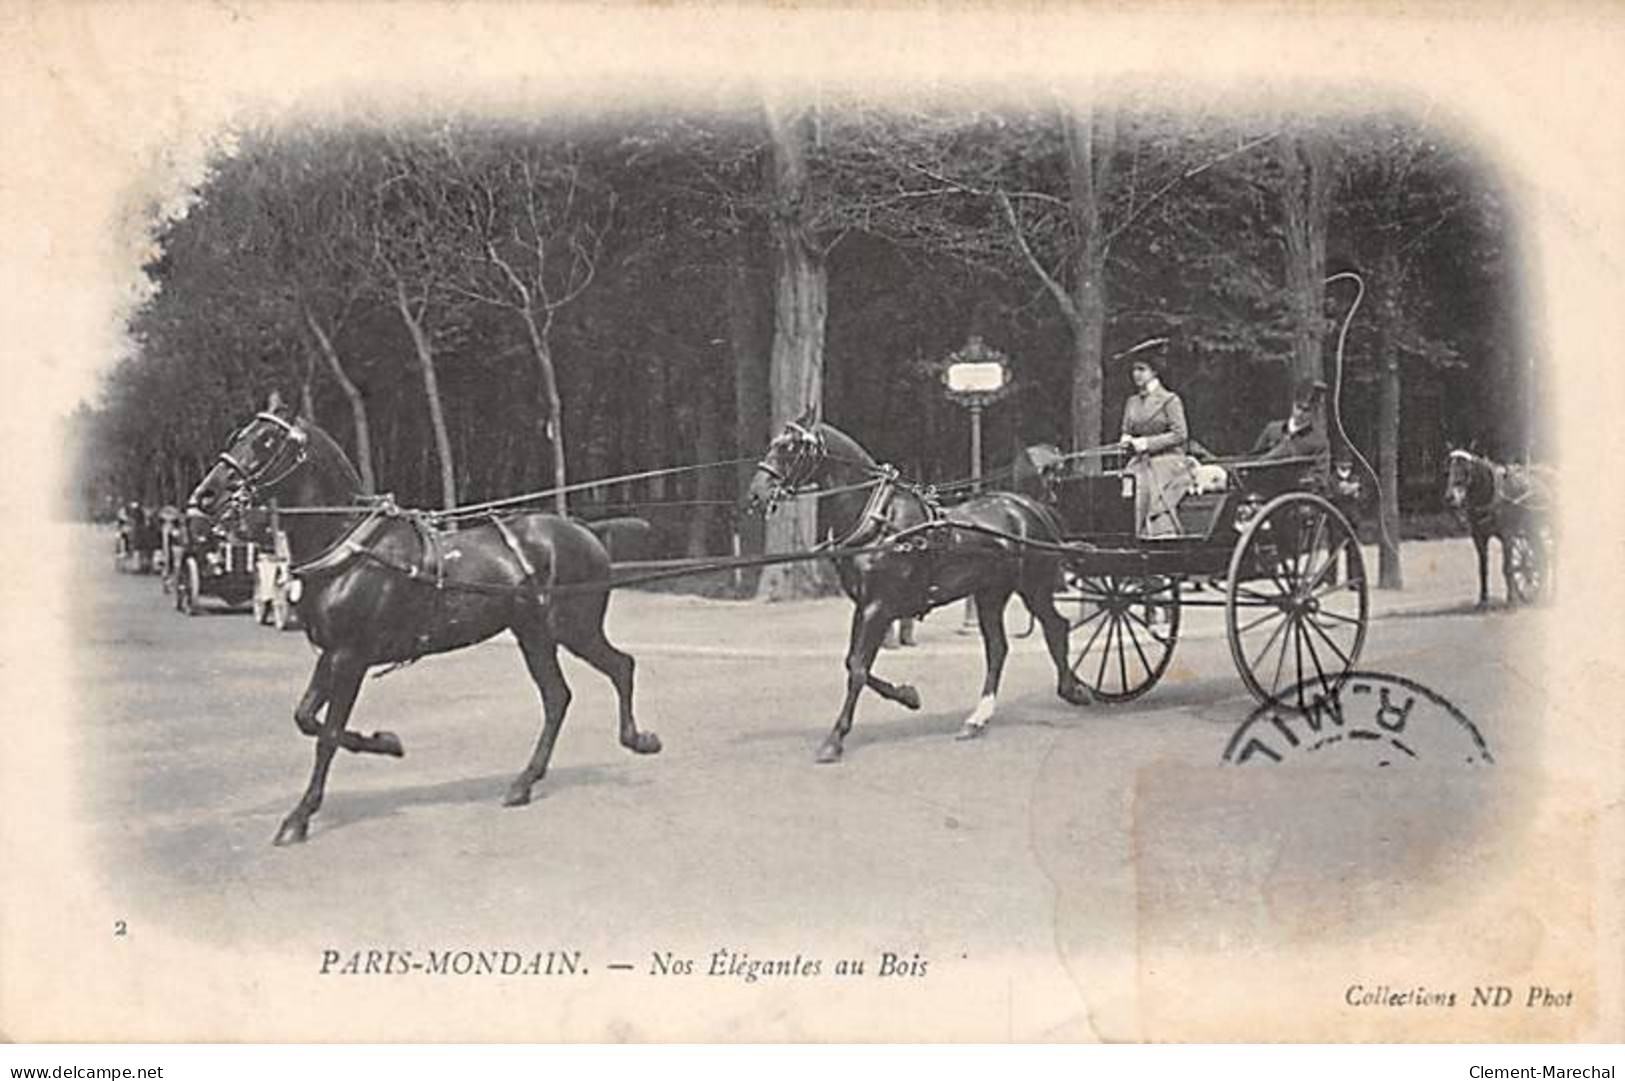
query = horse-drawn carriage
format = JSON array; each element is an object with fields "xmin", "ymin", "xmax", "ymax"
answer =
[
  {"xmin": 169, "ymin": 511, "xmax": 273, "ymax": 617},
  {"xmin": 1445, "ymin": 449, "xmax": 1556, "ymax": 608},
  {"xmin": 1041, "ymin": 449, "xmax": 1365, "ymax": 707}
]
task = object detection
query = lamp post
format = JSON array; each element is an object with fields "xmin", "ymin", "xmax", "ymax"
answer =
[{"xmin": 941, "ymin": 336, "xmax": 1013, "ymax": 631}]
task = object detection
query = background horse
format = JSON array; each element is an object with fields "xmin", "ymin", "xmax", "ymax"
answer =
[
  {"xmin": 1444, "ymin": 448, "xmax": 1556, "ymax": 607},
  {"xmin": 189, "ymin": 400, "xmax": 659, "ymax": 845},
  {"xmin": 742, "ymin": 413, "xmax": 1090, "ymax": 763}
]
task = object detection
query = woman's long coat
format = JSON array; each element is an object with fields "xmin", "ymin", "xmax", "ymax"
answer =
[{"xmin": 1121, "ymin": 385, "xmax": 1195, "ymax": 538}]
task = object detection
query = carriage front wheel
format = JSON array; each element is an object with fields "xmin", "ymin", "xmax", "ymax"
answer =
[
  {"xmin": 1063, "ymin": 572, "xmax": 1181, "ymax": 703},
  {"xmin": 1225, "ymin": 492, "xmax": 1367, "ymax": 710}
]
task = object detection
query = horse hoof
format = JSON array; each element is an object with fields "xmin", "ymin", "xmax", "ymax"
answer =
[
  {"xmin": 897, "ymin": 685, "xmax": 922, "ymax": 711},
  {"xmin": 375, "ymin": 731, "xmax": 405, "ymax": 757},
  {"xmin": 815, "ymin": 741, "xmax": 844, "ymax": 764},
  {"xmin": 272, "ymin": 818, "xmax": 308, "ymax": 846},
  {"xmin": 1060, "ymin": 684, "xmax": 1093, "ymax": 707},
  {"xmin": 502, "ymin": 784, "xmax": 533, "ymax": 808},
  {"xmin": 955, "ymin": 722, "xmax": 985, "ymax": 741},
  {"xmin": 623, "ymin": 732, "xmax": 662, "ymax": 755}
]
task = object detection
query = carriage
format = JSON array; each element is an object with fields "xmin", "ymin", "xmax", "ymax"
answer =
[
  {"xmin": 1041, "ymin": 449, "xmax": 1367, "ymax": 709},
  {"xmin": 170, "ymin": 515, "xmax": 271, "ymax": 616}
]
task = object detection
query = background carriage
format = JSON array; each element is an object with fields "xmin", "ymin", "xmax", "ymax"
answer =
[
  {"xmin": 1043, "ymin": 449, "xmax": 1367, "ymax": 708},
  {"xmin": 170, "ymin": 511, "xmax": 272, "ymax": 617}
]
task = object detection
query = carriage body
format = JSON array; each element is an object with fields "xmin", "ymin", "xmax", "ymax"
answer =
[
  {"xmin": 1036, "ymin": 449, "xmax": 1367, "ymax": 708},
  {"xmin": 171, "ymin": 520, "xmax": 267, "ymax": 616}
]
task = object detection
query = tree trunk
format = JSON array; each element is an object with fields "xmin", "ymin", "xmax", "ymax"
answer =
[
  {"xmin": 687, "ymin": 365, "xmax": 723, "ymax": 559},
  {"xmin": 1065, "ymin": 107, "xmax": 1114, "ymax": 456},
  {"xmin": 393, "ymin": 281, "xmax": 458, "ymax": 510},
  {"xmin": 302, "ymin": 307, "xmax": 375, "ymax": 494},
  {"xmin": 519, "ymin": 308, "xmax": 568, "ymax": 515},
  {"xmin": 728, "ymin": 225, "xmax": 772, "ymax": 586},
  {"xmin": 1375, "ymin": 248, "xmax": 1404, "ymax": 589},
  {"xmin": 755, "ymin": 101, "xmax": 828, "ymax": 601},
  {"xmin": 1279, "ymin": 134, "xmax": 1332, "ymax": 387}
]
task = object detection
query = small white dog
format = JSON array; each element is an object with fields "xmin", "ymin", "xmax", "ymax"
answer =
[{"xmin": 1190, "ymin": 460, "xmax": 1229, "ymax": 495}]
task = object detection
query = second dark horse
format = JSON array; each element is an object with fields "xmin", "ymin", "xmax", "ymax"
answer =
[
  {"xmin": 189, "ymin": 401, "xmax": 660, "ymax": 845},
  {"xmin": 743, "ymin": 413, "xmax": 1091, "ymax": 763}
]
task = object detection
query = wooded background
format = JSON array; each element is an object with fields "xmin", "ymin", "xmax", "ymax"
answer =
[{"xmin": 65, "ymin": 97, "xmax": 1538, "ymax": 594}]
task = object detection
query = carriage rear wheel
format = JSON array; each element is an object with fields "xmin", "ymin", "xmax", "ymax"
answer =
[
  {"xmin": 1226, "ymin": 492, "xmax": 1367, "ymax": 710},
  {"xmin": 1506, "ymin": 529, "xmax": 1548, "ymax": 605},
  {"xmin": 1064, "ymin": 573, "xmax": 1181, "ymax": 703}
]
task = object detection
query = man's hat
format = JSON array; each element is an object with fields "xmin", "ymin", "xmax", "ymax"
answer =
[{"xmin": 1293, "ymin": 378, "xmax": 1329, "ymax": 407}]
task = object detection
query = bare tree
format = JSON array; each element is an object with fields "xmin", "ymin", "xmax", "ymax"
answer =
[
  {"xmin": 364, "ymin": 131, "xmax": 467, "ymax": 510},
  {"xmin": 436, "ymin": 128, "xmax": 616, "ymax": 513}
]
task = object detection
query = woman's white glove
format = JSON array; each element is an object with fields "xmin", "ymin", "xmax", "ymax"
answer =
[{"xmin": 1122, "ymin": 435, "xmax": 1148, "ymax": 454}]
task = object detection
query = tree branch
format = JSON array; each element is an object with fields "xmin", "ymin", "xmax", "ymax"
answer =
[{"xmin": 997, "ymin": 188, "xmax": 1078, "ymax": 324}]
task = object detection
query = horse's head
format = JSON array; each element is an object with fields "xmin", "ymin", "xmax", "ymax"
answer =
[
  {"xmin": 1449, "ymin": 448, "xmax": 1475, "ymax": 513},
  {"xmin": 742, "ymin": 411, "xmax": 828, "ymax": 515},
  {"xmin": 1444, "ymin": 448, "xmax": 1483, "ymax": 512},
  {"xmin": 188, "ymin": 396, "xmax": 310, "ymax": 531}
]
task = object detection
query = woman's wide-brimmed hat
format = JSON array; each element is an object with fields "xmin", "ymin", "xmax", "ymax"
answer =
[{"xmin": 1113, "ymin": 337, "xmax": 1170, "ymax": 373}]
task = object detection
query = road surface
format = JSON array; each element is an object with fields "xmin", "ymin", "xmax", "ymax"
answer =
[{"xmin": 54, "ymin": 524, "xmax": 1574, "ymax": 1041}]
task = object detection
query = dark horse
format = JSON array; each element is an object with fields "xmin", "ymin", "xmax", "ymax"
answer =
[
  {"xmin": 189, "ymin": 401, "xmax": 660, "ymax": 845},
  {"xmin": 742, "ymin": 414, "xmax": 1091, "ymax": 763},
  {"xmin": 1444, "ymin": 448, "xmax": 1556, "ymax": 607}
]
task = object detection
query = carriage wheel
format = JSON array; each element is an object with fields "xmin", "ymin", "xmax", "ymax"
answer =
[
  {"xmin": 1064, "ymin": 573, "xmax": 1181, "ymax": 703},
  {"xmin": 177, "ymin": 558, "xmax": 200, "ymax": 617},
  {"xmin": 1226, "ymin": 492, "xmax": 1367, "ymax": 709},
  {"xmin": 1506, "ymin": 530, "xmax": 1547, "ymax": 605}
]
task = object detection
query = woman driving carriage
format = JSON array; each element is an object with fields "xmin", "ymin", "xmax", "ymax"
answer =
[{"xmin": 1118, "ymin": 340, "xmax": 1196, "ymax": 538}]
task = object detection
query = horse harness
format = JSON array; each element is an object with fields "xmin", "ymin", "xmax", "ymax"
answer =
[
  {"xmin": 1451, "ymin": 452, "xmax": 1550, "ymax": 532},
  {"xmin": 829, "ymin": 471, "xmax": 1063, "ymax": 617},
  {"xmin": 289, "ymin": 500, "xmax": 558, "ymax": 663}
]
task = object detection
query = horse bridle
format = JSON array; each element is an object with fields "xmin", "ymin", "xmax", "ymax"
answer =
[
  {"xmin": 1444, "ymin": 449, "xmax": 1492, "ymax": 515},
  {"xmin": 754, "ymin": 421, "xmax": 828, "ymax": 507},
  {"xmin": 210, "ymin": 412, "xmax": 309, "ymax": 511}
]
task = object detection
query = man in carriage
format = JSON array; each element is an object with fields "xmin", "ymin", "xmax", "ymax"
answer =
[{"xmin": 1249, "ymin": 378, "xmax": 1331, "ymax": 468}]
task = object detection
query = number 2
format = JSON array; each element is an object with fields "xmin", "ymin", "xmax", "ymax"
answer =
[{"xmin": 114, "ymin": 920, "xmax": 127, "ymax": 937}]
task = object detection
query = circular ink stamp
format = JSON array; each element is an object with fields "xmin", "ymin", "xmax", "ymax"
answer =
[{"xmin": 1221, "ymin": 671, "xmax": 1494, "ymax": 766}]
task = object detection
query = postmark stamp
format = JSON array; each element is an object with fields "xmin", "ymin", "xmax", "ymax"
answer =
[{"xmin": 1222, "ymin": 671, "xmax": 1495, "ymax": 766}]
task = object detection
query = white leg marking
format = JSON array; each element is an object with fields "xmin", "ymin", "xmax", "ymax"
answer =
[{"xmin": 964, "ymin": 693, "xmax": 997, "ymax": 729}]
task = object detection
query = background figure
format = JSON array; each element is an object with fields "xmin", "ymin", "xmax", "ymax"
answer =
[{"xmin": 1118, "ymin": 345, "xmax": 1194, "ymax": 539}]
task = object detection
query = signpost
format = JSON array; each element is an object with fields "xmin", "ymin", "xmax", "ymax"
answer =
[{"xmin": 940, "ymin": 336, "xmax": 1013, "ymax": 631}]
